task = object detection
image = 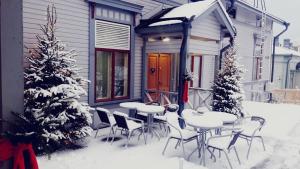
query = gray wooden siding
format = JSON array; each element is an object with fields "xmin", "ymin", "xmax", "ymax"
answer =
[
  {"xmin": 189, "ymin": 39, "xmax": 220, "ymax": 56},
  {"xmin": 191, "ymin": 13, "xmax": 221, "ymax": 40},
  {"xmin": 146, "ymin": 39, "xmax": 182, "ymax": 54},
  {"xmin": 233, "ymin": 19, "xmax": 273, "ymax": 82},
  {"xmin": 123, "ymin": 0, "xmax": 172, "ymax": 19},
  {"xmin": 23, "ymin": 0, "xmax": 89, "ymax": 102},
  {"xmin": 134, "ymin": 35, "xmax": 143, "ymax": 98}
]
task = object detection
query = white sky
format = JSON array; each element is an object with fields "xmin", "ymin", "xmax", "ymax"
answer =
[{"xmin": 266, "ymin": 0, "xmax": 300, "ymax": 45}]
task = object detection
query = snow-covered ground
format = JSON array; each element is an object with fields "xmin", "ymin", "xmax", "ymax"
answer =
[{"xmin": 38, "ymin": 102, "xmax": 300, "ymax": 169}]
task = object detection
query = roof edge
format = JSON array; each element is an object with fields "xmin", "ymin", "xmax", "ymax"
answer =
[
  {"xmin": 86, "ymin": 0, "xmax": 144, "ymax": 14},
  {"xmin": 235, "ymin": 0, "xmax": 288, "ymax": 25}
]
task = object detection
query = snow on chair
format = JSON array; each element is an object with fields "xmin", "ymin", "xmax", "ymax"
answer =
[
  {"xmin": 95, "ymin": 108, "xmax": 116, "ymax": 142},
  {"xmin": 111, "ymin": 111, "xmax": 146, "ymax": 148},
  {"xmin": 162, "ymin": 112, "xmax": 199, "ymax": 159},
  {"xmin": 237, "ymin": 116, "xmax": 266, "ymax": 159},
  {"xmin": 206, "ymin": 131, "xmax": 242, "ymax": 169}
]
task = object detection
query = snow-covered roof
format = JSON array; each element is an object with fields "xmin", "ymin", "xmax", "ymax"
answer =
[
  {"xmin": 150, "ymin": 0, "xmax": 217, "ymax": 26},
  {"xmin": 147, "ymin": 0, "xmax": 235, "ymax": 37},
  {"xmin": 275, "ymin": 46, "xmax": 300, "ymax": 57},
  {"xmin": 236, "ymin": 0, "xmax": 288, "ymax": 25}
]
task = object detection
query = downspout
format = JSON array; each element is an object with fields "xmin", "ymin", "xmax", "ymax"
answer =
[
  {"xmin": 178, "ymin": 17, "xmax": 193, "ymax": 126},
  {"xmin": 285, "ymin": 55, "xmax": 293, "ymax": 88},
  {"xmin": 141, "ymin": 37, "xmax": 147, "ymax": 102},
  {"xmin": 271, "ymin": 22, "xmax": 290, "ymax": 82}
]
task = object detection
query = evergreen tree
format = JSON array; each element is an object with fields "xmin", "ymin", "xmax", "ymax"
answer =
[
  {"xmin": 23, "ymin": 5, "xmax": 92, "ymax": 153},
  {"xmin": 212, "ymin": 42, "xmax": 244, "ymax": 117}
]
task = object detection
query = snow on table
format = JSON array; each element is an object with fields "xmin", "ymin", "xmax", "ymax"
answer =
[{"xmin": 38, "ymin": 102, "xmax": 300, "ymax": 169}]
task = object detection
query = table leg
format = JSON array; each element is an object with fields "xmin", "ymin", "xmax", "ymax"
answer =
[
  {"xmin": 146, "ymin": 114, "xmax": 160, "ymax": 140},
  {"xmin": 200, "ymin": 130, "xmax": 206, "ymax": 166}
]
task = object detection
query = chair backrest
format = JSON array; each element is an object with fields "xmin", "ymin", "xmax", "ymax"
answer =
[
  {"xmin": 166, "ymin": 112, "xmax": 183, "ymax": 134},
  {"xmin": 96, "ymin": 108, "xmax": 111, "ymax": 125},
  {"xmin": 113, "ymin": 112, "xmax": 129, "ymax": 130},
  {"xmin": 196, "ymin": 106, "xmax": 209, "ymax": 113},
  {"xmin": 182, "ymin": 109, "xmax": 197, "ymax": 120},
  {"xmin": 251, "ymin": 116, "xmax": 265, "ymax": 131},
  {"xmin": 227, "ymin": 131, "xmax": 242, "ymax": 150}
]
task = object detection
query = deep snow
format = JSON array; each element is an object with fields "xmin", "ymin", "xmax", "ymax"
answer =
[{"xmin": 38, "ymin": 101, "xmax": 300, "ymax": 169}]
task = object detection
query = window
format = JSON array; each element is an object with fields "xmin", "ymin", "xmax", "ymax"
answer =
[
  {"xmin": 190, "ymin": 55, "xmax": 203, "ymax": 87},
  {"xmin": 94, "ymin": 19, "xmax": 131, "ymax": 102},
  {"xmin": 255, "ymin": 57, "xmax": 263, "ymax": 80},
  {"xmin": 95, "ymin": 49, "xmax": 129, "ymax": 101}
]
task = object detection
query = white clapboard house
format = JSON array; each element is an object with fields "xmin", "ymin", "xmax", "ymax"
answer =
[{"xmin": 0, "ymin": 0, "xmax": 289, "ymax": 126}]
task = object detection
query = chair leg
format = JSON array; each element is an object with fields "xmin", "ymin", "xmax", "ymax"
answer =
[
  {"xmin": 111, "ymin": 129, "xmax": 117, "ymax": 145},
  {"xmin": 224, "ymin": 151, "xmax": 233, "ymax": 169},
  {"xmin": 233, "ymin": 146, "xmax": 241, "ymax": 165},
  {"xmin": 106, "ymin": 126, "xmax": 113, "ymax": 142},
  {"xmin": 181, "ymin": 139, "xmax": 186, "ymax": 159},
  {"xmin": 246, "ymin": 138, "xmax": 254, "ymax": 159},
  {"xmin": 94, "ymin": 129, "xmax": 99, "ymax": 138},
  {"xmin": 175, "ymin": 140, "xmax": 181, "ymax": 149},
  {"xmin": 162, "ymin": 137, "xmax": 172, "ymax": 155},
  {"xmin": 258, "ymin": 136, "xmax": 266, "ymax": 151},
  {"xmin": 125, "ymin": 131, "xmax": 132, "ymax": 148}
]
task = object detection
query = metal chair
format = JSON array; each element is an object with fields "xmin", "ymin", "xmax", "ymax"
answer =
[
  {"xmin": 206, "ymin": 131, "xmax": 242, "ymax": 169},
  {"xmin": 236, "ymin": 116, "xmax": 266, "ymax": 159},
  {"xmin": 94, "ymin": 108, "xmax": 116, "ymax": 141},
  {"xmin": 112, "ymin": 111, "xmax": 146, "ymax": 148},
  {"xmin": 162, "ymin": 112, "xmax": 199, "ymax": 159}
]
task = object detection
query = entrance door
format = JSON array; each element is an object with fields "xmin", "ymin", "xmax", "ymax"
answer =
[{"xmin": 147, "ymin": 53, "xmax": 171, "ymax": 101}]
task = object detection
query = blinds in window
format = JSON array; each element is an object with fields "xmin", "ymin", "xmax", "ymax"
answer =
[{"xmin": 95, "ymin": 20, "xmax": 130, "ymax": 50}]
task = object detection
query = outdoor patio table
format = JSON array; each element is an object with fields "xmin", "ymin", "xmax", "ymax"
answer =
[
  {"xmin": 137, "ymin": 105, "xmax": 165, "ymax": 140},
  {"xmin": 203, "ymin": 111, "xmax": 237, "ymax": 124},
  {"xmin": 119, "ymin": 102, "xmax": 145, "ymax": 118},
  {"xmin": 185, "ymin": 113, "xmax": 223, "ymax": 166}
]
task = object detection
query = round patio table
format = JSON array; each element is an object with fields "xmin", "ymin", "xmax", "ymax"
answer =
[
  {"xmin": 119, "ymin": 102, "xmax": 145, "ymax": 118},
  {"xmin": 203, "ymin": 111, "xmax": 237, "ymax": 124},
  {"xmin": 185, "ymin": 113, "xmax": 223, "ymax": 166},
  {"xmin": 137, "ymin": 105, "xmax": 165, "ymax": 140}
]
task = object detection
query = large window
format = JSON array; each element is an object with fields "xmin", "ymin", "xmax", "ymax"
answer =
[
  {"xmin": 255, "ymin": 57, "xmax": 263, "ymax": 80},
  {"xmin": 95, "ymin": 49, "xmax": 129, "ymax": 101}
]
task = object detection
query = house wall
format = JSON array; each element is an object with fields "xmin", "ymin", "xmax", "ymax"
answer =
[
  {"xmin": 233, "ymin": 6, "xmax": 274, "ymax": 83},
  {"xmin": 23, "ymin": 0, "xmax": 90, "ymax": 102},
  {"xmin": 189, "ymin": 13, "xmax": 221, "ymax": 89},
  {"xmin": 1, "ymin": 0, "xmax": 24, "ymax": 134},
  {"xmin": 274, "ymin": 55, "xmax": 300, "ymax": 89}
]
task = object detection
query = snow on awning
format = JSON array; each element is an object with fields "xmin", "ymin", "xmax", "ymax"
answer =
[
  {"xmin": 150, "ymin": 0, "xmax": 217, "ymax": 26},
  {"xmin": 136, "ymin": 0, "xmax": 236, "ymax": 37}
]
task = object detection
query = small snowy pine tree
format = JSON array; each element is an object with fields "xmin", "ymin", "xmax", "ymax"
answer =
[
  {"xmin": 212, "ymin": 42, "xmax": 244, "ymax": 117},
  {"xmin": 24, "ymin": 5, "xmax": 92, "ymax": 153}
]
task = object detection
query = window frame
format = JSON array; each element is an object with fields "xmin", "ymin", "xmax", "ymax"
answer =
[
  {"xmin": 94, "ymin": 48, "xmax": 130, "ymax": 102},
  {"xmin": 190, "ymin": 55, "xmax": 203, "ymax": 88},
  {"xmin": 255, "ymin": 57, "xmax": 263, "ymax": 80}
]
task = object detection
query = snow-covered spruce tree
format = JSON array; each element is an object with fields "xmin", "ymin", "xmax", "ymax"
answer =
[
  {"xmin": 24, "ymin": 5, "xmax": 92, "ymax": 153},
  {"xmin": 212, "ymin": 42, "xmax": 244, "ymax": 117}
]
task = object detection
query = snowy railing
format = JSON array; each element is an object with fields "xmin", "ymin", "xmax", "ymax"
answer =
[
  {"xmin": 187, "ymin": 87, "xmax": 213, "ymax": 110},
  {"xmin": 242, "ymin": 80, "xmax": 270, "ymax": 102},
  {"xmin": 144, "ymin": 90, "xmax": 178, "ymax": 106}
]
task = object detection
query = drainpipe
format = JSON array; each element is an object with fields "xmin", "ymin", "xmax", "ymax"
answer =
[
  {"xmin": 271, "ymin": 22, "xmax": 290, "ymax": 82},
  {"xmin": 178, "ymin": 17, "xmax": 193, "ymax": 126},
  {"xmin": 285, "ymin": 55, "xmax": 293, "ymax": 88},
  {"xmin": 269, "ymin": 22, "xmax": 289, "ymax": 102},
  {"xmin": 141, "ymin": 37, "xmax": 147, "ymax": 102}
]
